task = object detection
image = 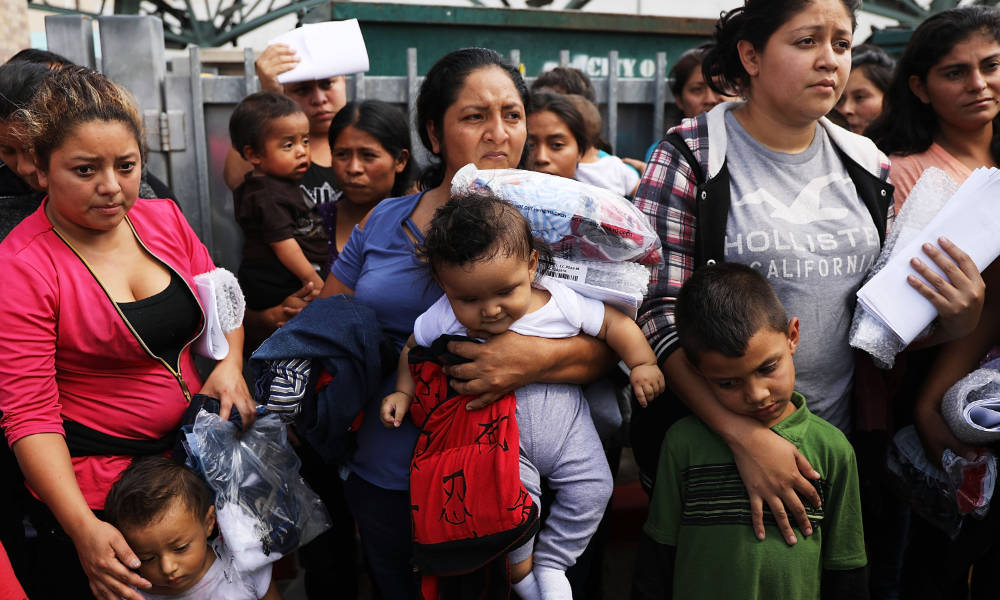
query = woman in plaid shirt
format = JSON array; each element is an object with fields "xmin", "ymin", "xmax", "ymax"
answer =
[{"xmin": 631, "ymin": 0, "xmax": 986, "ymax": 549}]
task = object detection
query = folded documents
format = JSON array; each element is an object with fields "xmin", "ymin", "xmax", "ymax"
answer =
[
  {"xmin": 270, "ymin": 20, "xmax": 369, "ymax": 84},
  {"xmin": 849, "ymin": 168, "xmax": 956, "ymax": 367},
  {"xmin": 856, "ymin": 167, "xmax": 1000, "ymax": 347}
]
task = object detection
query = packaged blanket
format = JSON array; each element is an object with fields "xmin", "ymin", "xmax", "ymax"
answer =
[{"xmin": 451, "ymin": 164, "xmax": 661, "ymax": 265}]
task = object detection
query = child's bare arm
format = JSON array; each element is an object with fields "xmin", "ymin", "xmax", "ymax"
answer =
[
  {"xmin": 259, "ymin": 578, "xmax": 283, "ymax": 600},
  {"xmin": 381, "ymin": 335, "xmax": 417, "ymax": 428},
  {"xmin": 269, "ymin": 238, "xmax": 324, "ymax": 289},
  {"xmin": 598, "ymin": 306, "xmax": 665, "ymax": 407}
]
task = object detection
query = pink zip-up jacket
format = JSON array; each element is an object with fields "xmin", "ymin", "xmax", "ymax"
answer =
[{"xmin": 0, "ymin": 198, "xmax": 213, "ymax": 509}]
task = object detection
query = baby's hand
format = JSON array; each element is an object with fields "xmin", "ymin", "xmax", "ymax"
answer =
[
  {"xmin": 630, "ymin": 364, "xmax": 665, "ymax": 408},
  {"xmin": 380, "ymin": 392, "xmax": 412, "ymax": 428}
]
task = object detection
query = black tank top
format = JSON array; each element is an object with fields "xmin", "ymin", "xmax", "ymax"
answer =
[{"xmin": 117, "ymin": 271, "xmax": 201, "ymax": 371}]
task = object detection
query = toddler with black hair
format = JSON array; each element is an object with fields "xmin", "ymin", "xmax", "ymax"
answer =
[
  {"xmin": 381, "ymin": 192, "xmax": 663, "ymax": 599},
  {"xmin": 229, "ymin": 91, "xmax": 327, "ymax": 311},
  {"xmin": 105, "ymin": 457, "xmax": 281, "ymax": 600}
]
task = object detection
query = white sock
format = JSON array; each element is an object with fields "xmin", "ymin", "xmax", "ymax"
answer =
[
  {"xmin": 534, "ymin": 566, "xmax": 573, "ymax": 600},
  {"xmin": 512, "ymin": 570, "xmax": 542, "ymax": 600}
]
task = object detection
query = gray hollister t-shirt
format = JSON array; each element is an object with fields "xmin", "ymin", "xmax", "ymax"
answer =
[{"xmin": 723, "ymin": 111, "xmax": 879, "ymax": 432}]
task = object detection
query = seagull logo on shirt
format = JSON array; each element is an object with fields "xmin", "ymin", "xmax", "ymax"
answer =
[{"xmin": 734, "ymin": 173, "xmax": 852, "ymax": 224}]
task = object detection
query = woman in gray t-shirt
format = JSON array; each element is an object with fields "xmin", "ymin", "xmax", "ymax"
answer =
[{"xmin": 633, "ymin": 0, "xmax": 985, "ymax": 546}]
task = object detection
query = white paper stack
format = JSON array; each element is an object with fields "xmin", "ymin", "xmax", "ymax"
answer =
[
  {"xmin": 269, "ymin": 19, "xmax": 370, "ymax": 84},
  {"xmin": 849, "ymin": 168, "xmax": 957, "ymax": 367},
  {"xmin": 856, "ymin": 167, "xmax": 1000, "ymax": 347}
]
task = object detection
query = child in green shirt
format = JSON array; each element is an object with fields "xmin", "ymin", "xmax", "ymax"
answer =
[{"xmin": 632, "ymin": 263, "xmax": 867, "ymax": 600}]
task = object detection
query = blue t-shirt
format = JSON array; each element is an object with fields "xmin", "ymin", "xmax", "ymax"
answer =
[{"xmin": 331, "ymin": 191, "xmax": 443, "ymax": 490}]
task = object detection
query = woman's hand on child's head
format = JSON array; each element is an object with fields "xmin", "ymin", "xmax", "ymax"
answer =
[
  {"xmin": 73, "ymin": 518, "xmax": 150, "ymax": 600},
  {"xmin": 914, "ymin": 403, "xmax": 976, "ymax": 467},
  {"xmin": 908, "ymin": 237, "xmax": 985, "ymax": 342},
  {"xmin": 630, "ymin": 364, "xmax": 665, "ymax": 407},
  {"xmin": 255, "ymin": 43, "xmax": 300, "ymax": 94},
  {"xmin": 729, "ymin": 425, "xmax": 821, "ymax": 546},
  {"xmin": 380, "ymin": 392, "xmax": 411, "ymax": 428}
]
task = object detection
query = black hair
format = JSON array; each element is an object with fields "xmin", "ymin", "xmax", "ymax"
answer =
[
  {"xmin": 869, "ymin": 6, "xmax": 1000, "ymax": 161},
  {"xmin": 531, "ymin": 66, "xmax": 596, "ymax": 102},
  {"xmin": 104, "ymin": 456, "xmax": 214, "ymax": 531},
  {"xmin": 418, "ymin": 192, "xmax": 551, "ymax": 280},
  {"xmin": 676, "ymin": 263, "xmax": 788, "ymax": 365},
  {"xmin": 563, "ymin": 94, "xmax": 604, "ymax": 150},
  {"xmin": 228, "ymin": 91, "xmax": 303, "ymax": 159},
  {"xmin": 6, "ymin": 48, "xmax": 74, "ymax": 68},
  {"xmin": 416, "ymin": 48, "xmax": 529, "ymax": 190},
  {"xmin": 703, "ymin": 0, "xmax": 860, "ymax": 96},
  {"xmin": 669, "ymin": 43, "xmax": 715, "ymax": 98},
  {"xmin": 527, "ymin": 90, "xmax": 591, "ymax": 154},
  {"xmin": 0, "ymin": 60, "xmax": 52, "ymax": 120},
  {"xmin": 329, "ymin": 100, "xmax": 414, "ymax": 198},
  {"xmin": 850, "ymin": 43, "xmax": 894, "ymax": 94}
]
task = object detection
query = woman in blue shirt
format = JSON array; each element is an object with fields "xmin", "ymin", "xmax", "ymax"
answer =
[{"xmin": 320, "ymin": 48, "xmax": 613, "ymax": 598}]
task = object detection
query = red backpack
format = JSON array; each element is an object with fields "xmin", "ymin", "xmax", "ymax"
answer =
[{"xmin": 407, "ymin": 335, "xmax": 539, "ymax": 599}]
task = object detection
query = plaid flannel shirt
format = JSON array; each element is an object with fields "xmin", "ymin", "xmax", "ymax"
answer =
[{"xmin": 633, "ymin": 109, "xmax": 893, "ymax": 364}]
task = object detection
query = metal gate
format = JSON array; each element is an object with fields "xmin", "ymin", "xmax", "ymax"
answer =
[{"xmin": 43, "ymin": 14, "xmax": 692, "ymax": 271}]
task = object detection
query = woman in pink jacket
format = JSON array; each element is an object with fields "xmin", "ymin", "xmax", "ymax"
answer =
[{"xmin": 0, "ymin": 67, "xmax": 256, "ymax": 600}]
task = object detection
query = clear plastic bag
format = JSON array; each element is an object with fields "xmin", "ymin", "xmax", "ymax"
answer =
[
  {"xmin": 451, "ymin": 164, "xmax": 661, "ymax": 265},
  {"xmin": 941, "ymin": 448, "xmax": 996, "ymax": 518},
  {"xmin": 183, "ymin": 409, "xmax": 331, "ymax": 572},
  {"xmin": 886, "ymin": 425, "xmax": 996, "ymax": 539}
]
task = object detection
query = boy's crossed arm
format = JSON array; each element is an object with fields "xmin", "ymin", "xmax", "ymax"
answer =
[
  {"xmin": 597, "ymin": 305, "xmax": 665, "ymax": 407},
  {"xmin": 270, "ymin": 238, "xmax": 325, "ymax": 290}
]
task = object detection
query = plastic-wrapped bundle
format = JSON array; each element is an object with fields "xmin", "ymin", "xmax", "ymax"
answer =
[
  {"xmin": 886, "ymin": 425, "xmax": 997, "ymax": 539},
  {"xmin": 849, "ymin": 168, "xmax": 958, "ymax": 368},
  {"xmin": 184, "ymin": 410, "xmax": 331, "ymax": 573},
  {"xmin": 942, "ymin": 357, "xmax": 1000, "ymax": 445},
  {"xmin": 192, "ymin": 267, "xmax": 246, "ymax": 360},
  {"xmin": 546, "ymin": 257, "xmax": 650, "ymax": 319},
  {"xmin": 451, "ymin": 164, "xmax": 661, "ymax": 265}
]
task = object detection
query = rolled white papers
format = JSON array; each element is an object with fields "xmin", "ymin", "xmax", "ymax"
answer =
[{"xmin": 856, "ymin": 167, "xmax": 1000, "ymax": 347}]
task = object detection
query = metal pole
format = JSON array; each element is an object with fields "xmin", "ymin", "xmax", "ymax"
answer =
[
  {"xmin": 607, "ymin": 50, "xmax": 619, "ymax": 155},
  {"xmin": 188, "ymin": 46, "xmax": 213, "ymax": 252},
  {"xmin": 407, "ymin": 48, "xmax": 428, "ymax": 168},
  {"xmin": 354, "ymin": 71, "xmax": 366, "ymax": 101},
  {"xmin": 653, "ymin": 51, "xmax": 667, "ymax": 142},
  {"xmin": 243, "ymin": 47, "xmax": 258, "ymax": 94}
]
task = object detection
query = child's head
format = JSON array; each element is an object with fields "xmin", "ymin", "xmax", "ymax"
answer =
[
  {"xmin": 419, "ymin": 192, "xmax": 547, "ymax": 336},
  {"xmin": 676, "ymin": 263, "xmax": 799, "ymax": 426},
  {"xmin": 105, "ymin": 457, "xmax": 216, "ymax": 596},
  {"xmin": 229, "ymin": 91, "xmax": 310, "ymax": 179}
]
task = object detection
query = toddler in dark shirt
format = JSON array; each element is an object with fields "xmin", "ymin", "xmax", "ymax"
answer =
[{"xmin": 229, "ymin": 92, "xmax": 327, "ymax": 310}]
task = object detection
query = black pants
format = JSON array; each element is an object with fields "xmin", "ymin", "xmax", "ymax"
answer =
[
  {"xmin": 901, "ymin": 502, "xmax": 1000, "ymax": 600},
  {"xmin": 293, "ymin": 437, "xmax": 363, "ymax": 600},
  {"xmin": 343, "ymin": 472, "xmax": 419, "ymax": 600},
  {"xmin": 17, "ymin": 497, "xmax": 96, "ymax": 599}
]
